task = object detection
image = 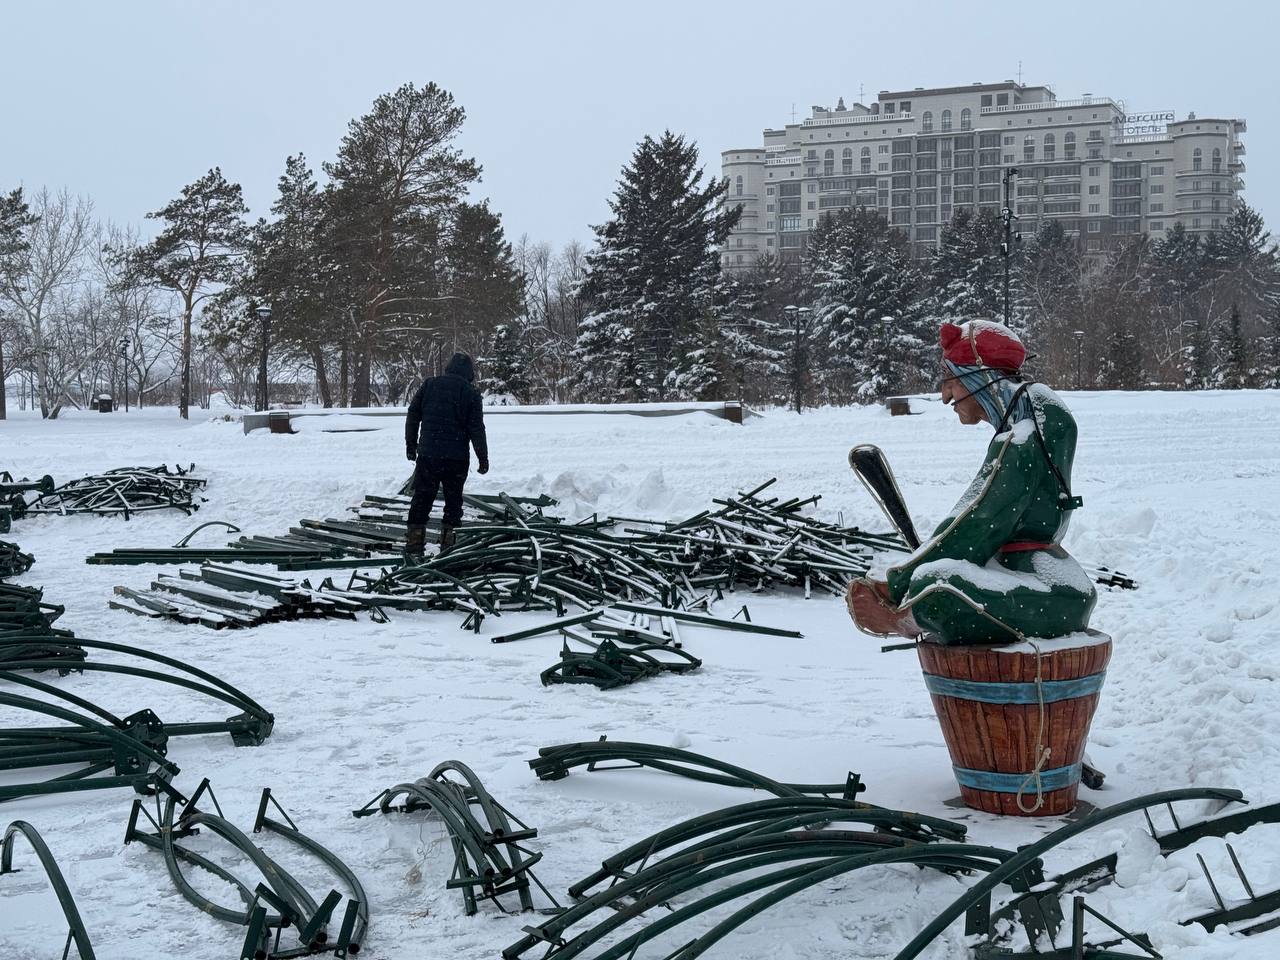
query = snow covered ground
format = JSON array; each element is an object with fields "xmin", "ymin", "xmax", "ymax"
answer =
[{"xmin": 2, "ymin": 390, "xmax": 1279, "ymax": 959}]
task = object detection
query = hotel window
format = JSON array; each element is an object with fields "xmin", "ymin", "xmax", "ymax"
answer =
[
  {"xmin": 1043, "ymin": 133, "xmax": 1055, "ymax": 161},
  {"xmin": 1088, "ymin": 185, "xmax": 1100, "ymax": 195},
  {"xmin": 1212, "ymin": 147, "xmax": 1222, "ymax": 172},
  {"xmin": 842, "ymin": 147, "xmax": 853, "ymax": 174},
  {"xmin": 961, "ymin": 108, "xmax": 972, "ymax": 130},
  {"xmin": 878, "ymin": 143, "xmax": 890, "ymax": 153},
  {"xmin": 735, "ymin": 176, "xmax": 743, "ymax": 196},
  {"xmin": 861, "ymin": 147, "xmax": 872, "ymax": 173},
  {"xmin": 1150, "ymin": 184, "xmax": 1163, "ymax": 194},
  {"xmin": 766, "ymin": 186, "xmax": 775, "ymax": 195},
  {"xmin": 1150, "ymin": 166, "xmax": 1164, "ymax": 176},
  {"xmin": 1193, "ymin": 148, "xmax": 1202, "ymax": 171},
  {"xmin": 823, "ymin": 150, "xmax": 834, "ymax": 176},
  {"xmin": 1088, "ymin": 203, "xmax": 1100, "ymax": 213},
  {"xmin": 922, "ymin": 111, "xmax": 933, "ymax": 132},
  {"xmin": 1151, "ymin": 221, "xmax": 1165, "ymax": 231},
  {"xmin": 941, "ymin": 109, "xmax": 952, "ymax": 132},
  {"xmin": 1150, "ymin": 202, "xmax": 1164, "ymax": 212},
  {"xmin": 1088, "ymin": 166, "xmax": 1100, "ymax": 177},
  {"xmin": 1064, "ymin": 132, "xmax": 1076, "ymax": 159},
  {"xmin": 1088, "ymin": 222, "xmax": 1101, "ymax": 233}
]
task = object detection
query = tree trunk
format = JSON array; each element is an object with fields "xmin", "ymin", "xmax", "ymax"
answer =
[
  {"xmin": 310, "ymin": 347, "xmax": 333, "ymax": 407},
  {"xmin": 180, "ymin": 296, "xmax": 193, "ymax": 419},
  {"xmin": 0, "ymin": 333, "xmax": 6, "ymax": 420},
  {"xmin": 339, "ymin": 342, "xmax": 349, "ymax": 408},
  {"xmin": 352, "ymin": 344, "xmax": 372, "ymax": 407}
]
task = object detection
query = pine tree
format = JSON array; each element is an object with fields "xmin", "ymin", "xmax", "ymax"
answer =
[
  {"xmin": 1017, "ymin": 220, "xmax": 1081, "ymax": 361},
  {"xmin": 806, "ymin": 208, "xmax": 931, "ymax": 404},
  {"xmin": 325, "ymin": 82, "xmax": 481, "ymax": 406},
  {"xmin": 250, "ymin": 155, "xmax": 342, "ymax": 405},
  {"xmin": 1214, "ymin": 302, "xmax": 1250, "ymax": 388},
  {"xmin": 124, "ymin": 168, "xmax": 249, "ymax": 418},
  {"xmin": 713, "ymin": 254, "xmax": 795, "ymax": 405},
  {"xmin": 928, "ymin": 207, "xmax": 1006, "ymax": 326},
  {"xmin": 1148, "ymin": 224, "xmax": 1209, "ymax": 388},
  {"xmin": 0, "ymin": 188, "xmax": 38, "ymax": 420},
  {"xmin": 576, "ymin": 131, "xmax": 740, "ymax": 402},
  {"xmin": 1261, "ymin": 300, "xmax": 1280, "ymax": 389},
  {"xmin": 480, "ymin": 321, "xmax": 532, "ymax": 401},
  {"xmin": 441, "ymin": 201, "xmax": 524, "ymax": 358}
]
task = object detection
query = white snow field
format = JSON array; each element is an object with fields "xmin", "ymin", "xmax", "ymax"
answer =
[{"xmin": 2, "ymin": 390, "xmax": 1279, "ymax": 959}]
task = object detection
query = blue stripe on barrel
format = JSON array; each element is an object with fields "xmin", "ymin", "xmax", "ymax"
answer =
[
  {"xmin": 952, "ymin": 762, "xmax": 1083, "ymax": 793},
  {"xmin": 922, "ymin": 671, "xmax": 1106, "ymax": 705}
]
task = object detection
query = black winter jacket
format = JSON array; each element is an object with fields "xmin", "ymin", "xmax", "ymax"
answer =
[{"xmin": 405, "ymin": 353, "xmax": 488, "ymax": 464}]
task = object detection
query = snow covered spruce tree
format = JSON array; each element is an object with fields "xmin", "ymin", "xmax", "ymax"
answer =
[
  {"xmin": 124, "ymin": 168, "xmax": 249, "ymax": 419},
  {"xmin": 926, "ymin": 207, "xmax": 1007, "ymax": 329},
  {"xmin": 574, "ymin": 132, "xmax": 740, "ymax": 402},
  {"xmin": 713, "ymin": 253, "xmax": 804, "ymax": 405},
  {"xmin": 805, "ymin": 208, "xmax": 932, "ymax": 404},
  {"xmin": 480, "ymin": 321, "xmax": 533, "ymax": 402}
]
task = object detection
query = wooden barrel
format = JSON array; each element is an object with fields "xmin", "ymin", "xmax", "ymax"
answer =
[{"xmin": 917, "ymin": 630, "xmax": 1111, "ymax": 817}]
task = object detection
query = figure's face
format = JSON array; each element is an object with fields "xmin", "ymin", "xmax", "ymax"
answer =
[{"xmin": 941, "ymin": 376, "xmax": 988, "ymax": 426}]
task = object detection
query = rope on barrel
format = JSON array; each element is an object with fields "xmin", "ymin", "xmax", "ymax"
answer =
[{"xmin": 1015, "ymin": 639, "xmax": 1051, "ymax": 814}]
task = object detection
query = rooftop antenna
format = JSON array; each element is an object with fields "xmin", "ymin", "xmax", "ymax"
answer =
[
  {"xmin": 790, "ymin": 102, "xmax": 797, "ymax": 123},
  {"xmin": 859, "ymin": 82, "xmax": 865, "ymax": 103},
  {"xmin": 1017, "ymin": 60, "xmax": 1024, "ymax": 85}
]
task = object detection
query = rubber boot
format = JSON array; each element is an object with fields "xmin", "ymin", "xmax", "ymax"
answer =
[
  {"xmin": 440, "ymin": 524, "xmax": 458, "ymax": 553},
  {"xmin": 405, "ymin": 524, "xmax": 427, "ymax": 563}
]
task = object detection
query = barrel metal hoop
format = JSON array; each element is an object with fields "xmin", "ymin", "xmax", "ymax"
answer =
[
  {"xmin": 923, "ymin": 671, "xmax": 1106, "ymax": 705},
  {"xmin": 953, "ymin": 763, "xmax": 1082, "ymax": 793}
]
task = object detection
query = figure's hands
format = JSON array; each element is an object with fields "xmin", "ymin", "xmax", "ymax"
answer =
[
  {"xmin": 846, "ymin": 578, "xmax": 921, "ymax": 639},
  {"xmin": 478, "ymin": 459, "xmax": 490, "ymax": 475},
  {"xmin": 406, "ymin": 444, "xmax": 417, "ymax": 462}
]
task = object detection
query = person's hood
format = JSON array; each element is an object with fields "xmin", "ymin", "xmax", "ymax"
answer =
[{"xmin": 445, "ymin": 352, "xmax": 475, "ymax": 382}]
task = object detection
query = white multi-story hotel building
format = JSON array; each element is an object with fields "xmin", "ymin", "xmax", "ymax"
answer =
[{"xmin": 721, "ymin": 80, "xmax": 1246, "ymax": 269}]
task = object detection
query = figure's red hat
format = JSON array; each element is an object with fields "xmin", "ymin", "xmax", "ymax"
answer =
[{"xmin": 940, "ymin": 320, "xmax": 1026, "ymax": 372}]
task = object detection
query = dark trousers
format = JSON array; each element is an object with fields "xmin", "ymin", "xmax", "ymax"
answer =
[{"xmin": 408, "ymin": 456, "xmax": 468, "ymax": 527}]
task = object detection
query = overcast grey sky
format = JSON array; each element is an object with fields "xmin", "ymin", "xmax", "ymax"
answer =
[{"xmin": 2, "ymin": 1, "xmax": 1272, "ymax": 250}]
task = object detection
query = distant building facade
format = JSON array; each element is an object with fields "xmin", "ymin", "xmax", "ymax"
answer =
[{"xmin": 721, "ymin": 80, "xmax": 1246, "ymax": 270}]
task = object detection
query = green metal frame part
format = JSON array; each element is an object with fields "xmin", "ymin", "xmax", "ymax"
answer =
[
  {"xmin": 529, "ymin": 739, "xmax": 863, "ymax": 799},
  {"xmin": 125, "ymin": 779, "xmax": 366, "ymax": 958},
  {"xmin": 354, "ymin": 759, "xmax": 556, "ymax": 917},
  {"xmin": 2, "ymin": 819, "xmax": 97, "ymax": 959}
]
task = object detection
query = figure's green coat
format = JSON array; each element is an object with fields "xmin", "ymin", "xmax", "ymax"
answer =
[{"xmin": 886, "ymin": 384, "xmax": 1096, "ymax": 645}]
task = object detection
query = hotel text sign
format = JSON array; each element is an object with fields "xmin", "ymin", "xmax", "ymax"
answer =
[{"xmin": 1115, "ymin": 110, "xmax": 1175, "ymax": 137}]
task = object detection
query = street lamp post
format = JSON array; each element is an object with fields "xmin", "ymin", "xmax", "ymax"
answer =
[
  {"xmin": 119, "ymin": 336, "xmax": 130, "ymax": 412},
  {"xmin": 1073, "ymin": 329, "xmax": 1085, "ymax": 390},
  {"xmin": 785, "ymin": 305, "xmax": 812, "ymax": 414},
  {"xmin": 256, "ymin": 305, "xmax": 273, "ymax": 412}
]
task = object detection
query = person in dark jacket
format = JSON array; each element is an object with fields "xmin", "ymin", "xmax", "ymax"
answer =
[{"xmin": 404, "ymin": 352, "xmax": 489, "ymax": 557}]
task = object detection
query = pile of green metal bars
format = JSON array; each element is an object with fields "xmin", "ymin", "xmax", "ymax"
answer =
[
  {"xmin": 338, "ymin": 480, "xmax": 891, "ymax": 633},
  {"xmin": 111, "ymin": 562, "xmax": 364, "ymax": 629},
  {"xmin": 0, "ymin": 539, "xmax": 34, "ymax": 579},
  {"xmin": 1, "ymin": 598, "xmax": 274, "ymax": 802},
  {"xmin": 126, "ymin": 779, "xmax": 367, "ymax": 958},
  {"xmin": 542, "ymin": 636, "xmax": 703, "ymax": 689},
  {"xmin": 1, "ymin": 471, "xmax": 55, "ymax": 524},
  {"xmin": 0, "ymin": 582, "xmax": 85, "ymax": 666},
  {"xmin": 354, "ymin": 760, "xmax": 556, "ymax": 917},
  {"xmin": 23, "ymin": 464, "xmax": 206, "ymax": 519},
  {"xmin": 511, "ymin": 755, "xmax": 1270, "ymax": 960}
]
